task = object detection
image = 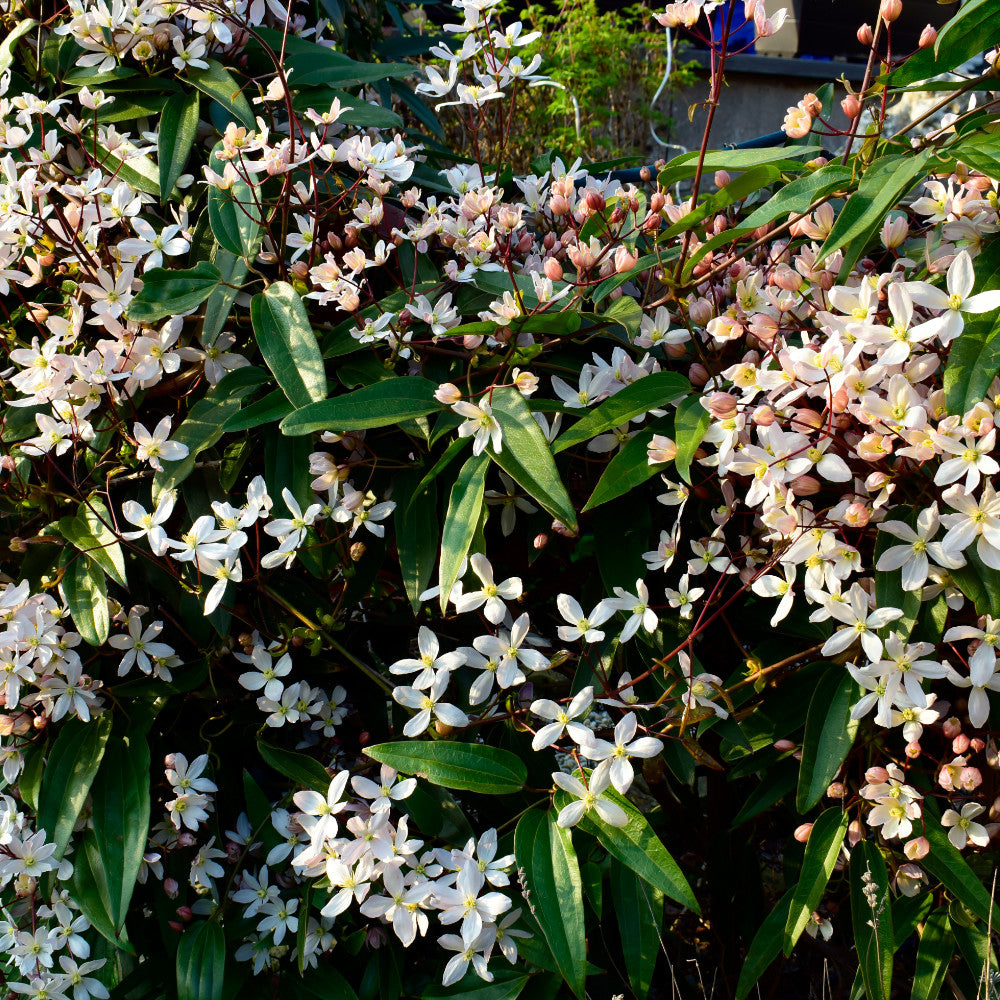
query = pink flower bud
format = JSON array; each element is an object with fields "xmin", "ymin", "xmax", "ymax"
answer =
[
  {"xmin": 865, "ymin": 766, "xmax": 889, "ymax": 784},
  {"xmin": 177, "ymin": 832, "xmax": 196, "ymax": 848},
  {"xmin": 749, "ymin": 313, "xmax": 779, "ymax": 345},
  {"xmin": 794, "ymin": 823, "xmax": 813, "ymax": 843},
  {"xmin": 549, "ymin": 194, "xmax": 570, "ymax": 216},
  {"xmin": 650, "ymin": 192, "xmax": 666, "ymax": 213},
  {"xmin": 790, "ymin": 474, "xmax": 821, "ymax": 496},
  {"xmin": 970, "ymin": 738, "xmax": 986, "ymax": 753},
  {"xmin": 774, "ymin": 739, "xmax": 797, "ymax": 752},
  {"xmin": 164, "ymin": 878, "xmax": 179, "ymax": 899},
  {"xmin": 688, "ymin": 297, "xmax": 713, "ymax": 327},
  {"xmin": 841, "ymin": 95, "xmax": 861, "ymax": 119},
  {"xmin": 845, "ymin": 502, "xmax": 871, "ymax": 528},
  {"xmin": 169, "ymin": 921, "xmax": 184, "ymax": 933},
  {"xmin": 879, "ymin": 0, "xmax": 902, "ymax": 23},
  {"xmin": 752, "ymin": 405, "xmax": 775, "ymax": 426},
  {"xmin": 615, "ymin": 246, "xmax": 638, "ymax": 273},
  {"xmin": 857, "ymin": 22, "xmax": 874, "ymax": 45},
  {"xmin": 706, "ymin": 392, "xmax": 738, "ymax": 420},
  {"xmin": 904, "ymin": 837, "xmax": 930, "ymax": 860},
  {"xmin": 688, "ymin": 363, "xmax": 710, "ymax": 387},
  {"xmin": 463, "ymin": 335, "xmax": 484, "ymax": 350},
  {"xmin": 919, "ymin": 23, "xmax": 937, "ymax": 48},
  {"xmin": 434, "ymin": 382, "xmax": 462, "ymax": 406},
  {"xmin": 826, "ymin": 782, "xmax": 846, "ymax": 799},
  {"xmin": 772, "ymin": 263, "xmax": 802, "ymax": 292},
  {"xmin": 533, "ymin": 533, "xmax": 548, "ymax": 550},
  {"xmin": 953, "ymin": 733, "xmax": 971, "ymax": 754},
  {"xmin": 714, "ymin": 170, "xmax": 731, "ymax": 189},
  {"xmin": 551, "ymin": 519, "xmax": 576, "ymax": 538},
  {"xmin": 544, "ymin": 257, "xmax": 563, "ymax": 281},
  {"xmin": 176, "ymin": 906, "xmax": 193, "ymax": 922},
  {"xmin": 905, "ymin": 740, "xmax": 921, "ymax": 758},
  {"xmin": 943, "ymin": 717, "xmax": 962, "ymax": 738},
  {"xmin": 648, "ymin": 434, "xmax": 678, "ymax": 464},
  {"xmin": 847, "ymin": 819, "xmax": 864, "ymax": 847}
]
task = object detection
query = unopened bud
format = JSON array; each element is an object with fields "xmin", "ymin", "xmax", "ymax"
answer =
[
  {"xmin": 714, "ymin": 170, "xmax": 731, "ymax": 189},
  {"xmin": 953, "ymin": 733, "xmax": 971, "ymax": 754},
  {"xmin": 706, "ymin": 392, "xmax": 738, "ymax": 420},
  {"xmin": 688, "ymin": 363, "xmax": 710, "ymax": 388},
  {"xmin": 533, "ymin": 533, "xmax": 548, "ymax": 550},
  {"xmin": 919, "ymin": 23, "xmax": 937, "ymax": 49},
  {"xmin": 826, "ymin": 782, "xmax": 846, "ymax": 799},
  {"xmin": 841, "ymin": 95, "xmax": 861, "ymax": 119},
  {"xmin": 544, "ymin": 258, "xmax": 563, "ymax": 282},
  {"xmin": 650, "ymin": 192, "xmax": 666, "ymax": 213},
  {"xmin": 790, "ymin": 474, "xmax": 821, "ymax": 496},
  {"xmin": 879, "ymin": 0, "xmax": 902, "ymax": 23},
  {"xmin": 942, "ymin": 717, "xmax": 962, "ymax": 738},
  {"xmin": 752, "ymin": 405, "xmax": 775, "ymax": 426},
  {"xmin": 176, "ymin": 906, "xmax": 193, "ymax": 922},
  {"xmin": 905, "ymin": 740, "xmax": 921, "ymax": 758},
  {"xmin": 350, "ymin": 542, "xmax": 366, "ymax": 562},
  {"xmin": 774, "ymin": 739, "xmax": 796, "ymax": 752},
  {"xmin": 434, "ymin": 382, "xmax": 462, "ymax": 406},
  {"xmin": 904, "ymin": 836, "xmax": 929, "ymax": 860},
  {"xmin": 845, "ymin": 502, "xmax": 871, "ymax": 528},
  {"xmin": 794, "ymin": 823, "xmax": 813, "ymax": 843},
  {"xmin": 857, "ymin": 22, "xmax": 874, "ymax": 45},
  {"xmin": 164, "ymin": 878, "xmax": 179, "ymax": 899}
]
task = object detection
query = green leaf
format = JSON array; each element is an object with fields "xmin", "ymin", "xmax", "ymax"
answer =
[
  {"xmin": 892, "ymin": 0, "xmax": 1000, "ymax": 86},
  {"xmin": 258, "ymin": 740, "xmax": 332, "ymax": 793},
  {"xmin": 850, "ymin": 840, "xmax": 892, "ymax": 1000},
  {"xmin": 437, "ymin": 453, "xmax": 488, "ymax": 615},
  {"xmin": 489, "ymin": 387, "xmax": 576, "ymax": 532},
  {"xmin": 735, "ymin": 888, "xmax": 795, "ymax": 1000},
  {"xmin": 90, "ymin": 734, "xmax": 151, "ymax": 932},
  {"xmin": 610, "ymin": 865, "xmax": 663, "ymax": 998},
  {"xmin": 553, "ymin": 373, "xmax": 690, "ymax": 454},
  {"xmin": 280, "ymin": 377, "xmax": 440, "ymax": 435},
  {"xmin": 37, "ymin": 715, "xmax": 113, "ymax": 859},
  {"xmin": 949, "ymin": 547, "xmax": 1000, "ymax": 618},
  {"xmin": 911, "ymin": 908, "xmax": 952, "ymax": 1000},
  {"xmin": 740, "ymin": 163, "xmax": 853, "ymax": 232},
  {"xmin": 796, "ymin": 668, "xmax": 859, "ymax": 813},
  {"xmin": 251, "ymin": 282, "xmax": 327, "ymax": 408},
  {"xmin": 673, "ymin": 393, "xmax": 710, "ymax": 484},
  {"xmin": 91, "ymin": 136, "xmax": 160, "ymax": 197},
  {"xmin": 223, "ymin": 389, "xmax": 292, "ymax": 432},
  {"xmin": 583, "ymin": 422, "xmax": 672, "ymax": 511},
  {"xmin": 57, "ymin": 498, "xmax": 127, "ymax": 588},
  {"xmin": 176, "ymin": 921, "xmax": 226, "ymax": 1000},
  {"xmin": 817, "ymin": 152, "xmax": 932, "ymax": 272},
  {"xmin": 0, "ymin": 18, "xmax": 36, "ymax": 73},
  {"xmin": 128, "ymin": 262, "xmax": 221, "ymax": 324},
  {"xmin": 571, "ymin": 786, "xmax": 699, "ymax": 913},
  {"xmin": 423, "ymin": 971, "xmax": 528, "ymax": 1000},
  {"xmin": 602, "ymin": 296, "xmax": 644, "ymax": 336},
  {"xmin": 365, "ymin": 741, "xmax": 526, "ymax": 795},
  {"xmin": 396, "ymin": 471, "xmax": 439, "ymax": 612},
  {"xmin": 151, "ymin": 393, "xmax": 243, "ymax": 504},
  {"xmin": 658, "ymin": 146, "xmax": 822, "ymax": 191},
  {"xmin": 593, "ymin": 252, "xmax": 672, "ymax": 307},
  {"xmin": 400, "ymin": 782, "xmax": 474, "ymax": 846},
  {"xmin": 18, "ymin": 746, "xmax": 45, "ymax": 812},
  {"xmin": 783, "ymin": 808, "xmax": 848, "ymax": 954},
  {"xmin": 202, "ymin": 246, "xmax": 248, "ymax": 346},
  {"xmin": 943, "ymin": 236, "xmax": 1000, "ymax": 415},
  {"xmin": 921, "ymin": 800, "xmax": 1000, "ymax": 926},
  {"xmin": 185, "ymin": 60, "xmax": 255, "ymax": 129},
  {"xmin": 61, "ymin": 552, "xmax": 109, "ymax": 646},
  {"xmin": 284, "ymin": 48, "xmax": 412, "ymax": 87},
  {"xmin": 158, "ymin": 91, "xmax": 199, "ymax": 203},
  {"xmin": 72, "ymin": 829, "xmax": 134, "ymax": 952},
  {"xmin": 514, "ymin": 809, "xmax": 586, "ymax": 998},
  {"xmin": 207, "ymin": 141, "xmax": 261, "ymax": 260}
]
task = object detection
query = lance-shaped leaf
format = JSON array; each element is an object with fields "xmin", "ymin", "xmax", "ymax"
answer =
[
  {"xmin": 60, "ymin": 551, "xmax": 109, "ymax": 646},
  {"xmin": 396, "ymin": 470, "xmax": 439, "ymax": 612},
  {"xmin": 911, "ymin": 907, "xmax": 952, "ymax": 1000},
  {"xmin": 281, "ymin": 378, "xmax": 441, "ymax": 435},
  {"xmin": 128, "ymin": 262, "xmax": 221, "ymax": 324},
  {"xmin": 37, "ymin": 715, "xmax": 113, "ymax": 859},
  {"xmin": 251, "ymin": 282, "xmax": 327, "ymax": 409},
  {"xmin": 437, "ymin": 453, "xmax": 488, "ymax": 615},
  {"xmin": 158, "ymin": 90, "xmax": 199, "ymax": 203},
  {"xmin": 259, "ymin": 740, "xmax": 332, "ymax": 794},
  {"xmin": 72, "ymin": 829, "xmax": 134, "ymax": 952},
  {"xmin": 796, "ymin": 668, "xmax": 859, "ymax": 813},
  {"xmin": 850, "ymin": 839, "xmax": 892, "ymax": 1000},
  {"xmin": 567, "ymin": 785, "xmax": 699, "ymax": 913},
  {"xmin": 515, "ymin": 809, "xmax": 586, "ymax": 998},
  {"xmin": 57, "ymin": 498, "xmax": 127, "ymax": 588},
  {"xmin": 207, "ymin": 141, "xmax": 261, "ymax": 260},
  {"xmin": 185, "ymin": 59, "xmax": 255, "ymax": 129},
  {"xmin": 489, "ymin": 387, "xmax": 576, "ymax": 532},
  {"xmin": 90, "ymin": 734, "xmax": 151, "ymax": 932},
  {"xmin": 176, "ymin": 920, "xmax": 226, "ymax": 1000},
  {"xmin": 611, "ymin": 865, "xmax": 663, "ymax": 998},
  {"xmin": 735, "ymin": 888, "xmax": 795, "ymax": 1000},
  {"xmin": 365, "ymin": 741, "xmax": 526, "ymax": 795},
  {"xmin": 673, "ymin": 393, "xmax": 710, "ymax": 484},
  {"xmin": 584, "ymin": 421, "xmax": 673, "ymax": 511},
  {"xmin": 553, "ymin": 373, "xmax": 689, "ymax": 454},
  {"xmin": 784, "ymin": 808, "xmax": 848, "ymax": 954}
]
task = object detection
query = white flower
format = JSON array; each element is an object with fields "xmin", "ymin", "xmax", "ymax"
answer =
[
  {"xmin": 108, "ymin": 611, "xmax": 174, "ymax": 676},
  {"xmin": 583, "ymin": 713, "xmax": 664, "ymax": 794},
  {"xmin": 941, "ymin": 802, "xmax": 990, "ymax": 850},
  {"xmin": 453, "ymin": 553, "xmax": 522, "ymax": 623},
  {"xmin": 751, "ymin": 564, "xmax": 797, "ymax": 626},
  {"xmin": 555, "ymin": 593, "xmax": 616, "ymax": 643},
  {"xmin": 121, "ymin": 493, "xmax": 175, "ymax": 556},
  {"xmin": 351, "ymin": 766, "xmax": 417, "ymax": 812},
  {"xmin": 903, "ymin": 249, "xmax": 1000, "ymax": 344},
  {"xmin": 529, "ymin": 686, "xmax": 594, "ymax": 750},
  {"xmin": 133, "ymin": 417, "xmax": 188, "ymax": 471},
  {"xmin": 611, "ymin": 580, "xmax": 658, "ymax": 641},
  {"xmin": 393, "ymin": 670, "xmax": 469, "ymax": 736},
  {"xmin": 389, "ymin": 626, "xmax": 467, "ymax": 689},
  {"xmin": 552, "ymin": 767, "xmax": 627, "ymax": 828},
  {"xmin": 452, "ymin": 399, "xmax": 502, "ymax": 455},
  {"xmin": 433, "ymin": 861, "xmax": 511, "ymax": 943},
  {"xmin": 238, "ymin": 648, "xmax": 292, "ymax": 701},
  {"xmin": 820, "ymin": 583, "xmax": 902, "ymax": 663}
]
